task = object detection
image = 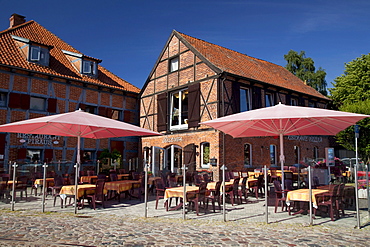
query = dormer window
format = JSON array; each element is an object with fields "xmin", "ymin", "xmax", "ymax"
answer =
[
  {"xmin": 62, "ymin": 50, "xmax": 100, "ymax": 78},
  {"xmin": 82, "ymin": 60, "xmax": 97, "ymax": 76},
  {"xmin": 12, "ymin": 35, "xmax": 50, "ymax": 66},
  {"xmin": 29, "ymin": 45, "xmax": 49, "ymax": 66}
]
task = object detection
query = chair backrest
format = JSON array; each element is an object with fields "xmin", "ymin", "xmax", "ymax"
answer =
[
  {"xmin": 284, "ymin": 179, "xmax": 294, "ymax": 191},
  {"xmin": 241, "ymin": 177, "xmax": 248, "ymax": 192},
  {"xmin": 225, "ymin": 171, "xmax": 231, "ymax": 182},
  {"xmin": 203, "ymin": 173, "xmax": 210, "ymax": 183},
  {"xmin": 167, "ymin": 173, "xmax": 178, "ymax": 187},
  {"xmin": 193, "ymin": 174, "xmax": 203, "ymax": 186},
  {"xmin": 95, "ymin": 179, "xmax": 105, "ymax": 199},
  {"xmin": 313, "ymin": 176, "xmax": 320, "ymax": 188},
  {"xmin": 198, "ymin": 182, "xmax": 208, "ymax": 200},
  {"xmin": 232, "ymin": 177, "xmax": 240, "ymax": 192},
  {"xmin": 285, "ymin": 172, "xmax": 293, "ymax": 180},
  {"xmin": 336, "ymin": 183, "xmax": 345, "ymax": 198},
  {"xmin": 273, "ymin": 180, "xmax": 282, "ymax": 192},
  {"xmin": 155, "ymin": 178, "xmax": 166, "ymax": 191},
  {"xmin": 54, "ymin": 175, "xmax": 64, "ymax": 186},
  {"xmin": 232, "ymin": 171, "xmax": 240, "ymax": 179},
  {"xmin": 214, "ymin": 181, "xmax": 222, "ymax": 196},
  {"xmin": 257, "ymin": 175, "xmax": 264, "ymax": 187},
  {"xmin": 241, "ymin": 171, "xmax": 249, "ymax": 178},
  {"xmin": 110, "ymin": 173, "xmax": 118, "ymax": 181}
]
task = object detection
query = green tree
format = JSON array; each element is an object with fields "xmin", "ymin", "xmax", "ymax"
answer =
[
  {"xmin": 329, "ymin": 53, "xmax": 370, "ymax": 163},
  {"xmin": 284, "ymin": 50, "xmax": 328, "ymax": 95}
]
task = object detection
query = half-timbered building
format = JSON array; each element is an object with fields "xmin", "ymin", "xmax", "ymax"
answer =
[{"xmin": 140, "ymin": 30, "xmax": 331, "ymax": 180}]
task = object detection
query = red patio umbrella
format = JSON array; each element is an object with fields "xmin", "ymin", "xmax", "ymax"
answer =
[
  {"xmin": 201, "ymin": 103, "xmax": 369, "ymax": 189},
  {"xmin": 0, "ymin": 109, "xmax": 161, "ymax": 212}
]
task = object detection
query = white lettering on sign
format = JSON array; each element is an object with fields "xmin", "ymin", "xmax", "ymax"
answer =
[
  {"xmin": 17, "ymin": 133, "xmax": 61, "ymax": 146},
  {"xmin": 163, "ymin": 136, "xmax": 183, "ymax": 143},
  {"xmin": 287, "ymin": 135, "xmax": 322, "ymax": 142}
]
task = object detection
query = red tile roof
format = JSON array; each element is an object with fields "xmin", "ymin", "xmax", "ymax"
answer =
[
  {"xmin": 176, "ymin": 31, "xmax": 328, "ymax": 100},
  {"xmin": 0, "ymin": 20, "xmax": 140, "ymax": 93}
]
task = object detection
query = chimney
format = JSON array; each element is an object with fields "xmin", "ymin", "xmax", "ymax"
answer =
[{"xmin": 9, "ymin": 13, "xmax": 26, "ymax": 28}]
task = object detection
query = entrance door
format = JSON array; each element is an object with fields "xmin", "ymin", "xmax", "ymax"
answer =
[
  {"xmin": 151, "ymin": 146, "xmax": 165, "ymax": 177},
  {"xmin": 166, "ymin": 145, "xmax": 183, "ymax": 175}
]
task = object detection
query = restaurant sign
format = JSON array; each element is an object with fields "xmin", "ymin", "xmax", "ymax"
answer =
[
  {"xmin": 17, "ymin": 133, "xmax": 60, "ymax": 145},
  {"xmin": 287, "ymin": 135, "xmax": 322, "ymax": 142},
  {"xmin": 163, "ymin": 136, "xmax": 183, "ymax": 143}
]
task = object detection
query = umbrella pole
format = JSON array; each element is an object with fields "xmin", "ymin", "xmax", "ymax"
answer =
[
  {"xmin": 10, "ymin": 162, "xmax": 17, "ymax": 211},
  {"xmin": 222, "ymin": 165, "xmax": 226, "ymax": 222},
  {"xmin": 182, "ymin": 163, "xmax": 187, "ymax": 220},
  {"xmin": 308, "ymin": 166, "xmax": 313, "ymax": 226},
  {"xmin": 264, "ymin": 165, "xmax": 268, "ymax": 224},
  {"xmin": 279, "ymin": 133, "xmax": 285, "ymax": 191},
  {"xmin": 74, "ymin": 136, "xmax": 81, "ymax": 214},
  {"xmin": 42, "ymin": 162, "xmax": 47, "ymax": 213},
  {"xmin": 144, "ymin": 161, "xmax": 148, "ymax": 218}
]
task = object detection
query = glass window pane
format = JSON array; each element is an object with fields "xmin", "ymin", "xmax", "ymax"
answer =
[
  {"xmin": 244, "ymin": 143, "xmax": 251, "ymax": 167},
  {"xmin": 170, "ymin": 57, "xmax": 179, "ymax": 72},
  {"xmin": 270, "ymin": 145, "xmax": 276, "ymax": 165},
  {"xmin": 240, "ymin": 88, "xmax": 251, "ymax": 112},
  {"xmin": 30, "ymin": 97, "xmax": 45, "ymax": 110},
  {"xmin": 30, "ymin": 46, "xmax": 40, "ymax": 61},
  {"xmin": 201, "ymin": 142, "xmax": 210, "ymax": 167}
]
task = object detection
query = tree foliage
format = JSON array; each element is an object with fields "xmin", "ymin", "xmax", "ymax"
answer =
[
  {"xmin": 284, "ymin": 50, "xmax": 328, "ymax": 95},
  {"xmin": 329, "ymin": 53, "xmax": 370, "ymax": 163}
]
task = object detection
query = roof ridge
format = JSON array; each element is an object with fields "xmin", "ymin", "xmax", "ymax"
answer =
[{"xmin": 0, "ymin": 20, "xmax": 34, "ymax": 35}]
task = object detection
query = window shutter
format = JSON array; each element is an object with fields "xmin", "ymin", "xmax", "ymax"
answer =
[
  {"xmin": 232, "ymin": 82, "xmax": 240, "ymax": 114},
  {"xmin": 124, "ymin": 110, "xmax": 131, "ymax": 123},
  {"xmin": 252, "ymin": 87, "xmax": 262, "ymax": 109},
  {"xmin": 188, "ymin": 83, "xmax": 200, "ymax": 128},
  {"xmin": 18, "ymin": 148, "xmax": 27, "ymax": 160},
  {"xmin": 184, "ymin": 143, "xmax": 196, "ymax": 171},
  {"xmin": 20, "ymin": 94, "xmax": 30, "ymax": 110},
  {"xmin": 0, "ymin": 134, "xmax": 6, "ymax": 158},
  {"xmin": 157, "ymin": 92, "xmax": 168, "ymax": 132},
  {"xmin": 9, "ymin": 93, "xmax": 21, "ymax": 108},
  {"xmin": 285, "ymin": 94, "xmax": 291, "ymax": 105},
  {"xmin": 44, "ymin": 149, "xmax": 53, "ymax": 162},
  {"xmin": 99, "ymin": 106, "xmax": 107, "ymax": 117},
  {"xmin": 47, "ymin": 98, "xmax": 57, "ymax": 113}
]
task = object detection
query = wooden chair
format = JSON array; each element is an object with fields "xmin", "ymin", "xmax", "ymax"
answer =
[
  {"xmin": 0, "ymin": 176, "xmax": 10, "ymax": 201},
  {"xmin": 86, "ymin": 179, "xmax": 106, "ymax": 209},
  {"xmin": 206, "ymin": 181, "xmax": 222, "ymax": 212},
  {"xmin": 250, "ymin": 175, "xmax": 265, "ymax": 199},
  {"xmin": 336, "ymin": 183, "xmax": 346, "ymax": 218},
  {"xmin": 15, "ymin": 176, "xmax": 28, "ymax": 201},
  {"xmin": 186, "ymin": 182, "xmax": 208, "ymax": 215},
  {"xmin": 193, "ymin": 174, "xmax": 203, "ymax": 186},
  {"xmin": 273, "ymin": 180, "xmax": 289, "ymax": 213},
  {"xmin": 314, "ymin": 184, "xmax": 340, "ymax": 221},
  {"xmin": 225, "ymin": 177, "xmax": 241, "ymax": 206},
  {"xmin": 239, "ymin": 177, "xmax": 249, "ymax": 204},
  {"xmin": 51, "ymin": 175, "xmax": 65, "ymax": 207},
  {"xmin": 154, "ymin": 178, "xmax": 166, "ymax": 209}
]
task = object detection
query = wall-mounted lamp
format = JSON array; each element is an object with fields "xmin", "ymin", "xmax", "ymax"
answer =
[{"xmin": 210, "ymin": 157, "xmax": 217, "ymax": 167}]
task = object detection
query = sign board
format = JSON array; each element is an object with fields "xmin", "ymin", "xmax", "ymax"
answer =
[{"xmin": 325, "ymin": 147, "xmax": 335, "ymax": 167}]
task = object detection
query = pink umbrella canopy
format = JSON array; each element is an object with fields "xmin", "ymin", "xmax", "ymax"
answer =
[
  {"xmin": 201, "ymin": 103, "xmax": 369, "ymax": 189},
  {"xmin": 0, "ymin": 109, "xmax": 161, "ymax": 213},
  {"xmin": 0, "ymin": 109, "xmax": 160, "ymax": 139}
]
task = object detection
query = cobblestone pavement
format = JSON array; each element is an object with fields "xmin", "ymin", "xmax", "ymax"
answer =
[
  {"xmin": 0, "ymin": 209, "xmax": 370, "ymax": 247},
  {"xmin": 0, "ymin": 188, "xmax": 369, "ymax": 246}
]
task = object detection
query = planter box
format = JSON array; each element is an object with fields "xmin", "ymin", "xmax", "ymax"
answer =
[{"xmin": 358, "ymin": 189, "xmax": 368, "ymax": 199}]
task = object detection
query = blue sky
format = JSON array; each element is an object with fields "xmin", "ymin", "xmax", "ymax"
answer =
[{"xmin": 1, "ymin": 0, "xmax": 369, "ymax": 91}]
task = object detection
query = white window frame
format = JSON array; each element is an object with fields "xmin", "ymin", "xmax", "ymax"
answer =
[
  {"xmin": 240, "ymin": 87, "xmax": 251, "ymax": 112},
  {"xmin": 270, "ymin": 145, "xmax": 277, "ymax": 166},
  {"xmin": 29, "ymin": 45, "xmax": 49, "ymax": 66},
  {"xmin": 30, "ymin": 97, "xmax": 46, "ymax": 111},
  {"xmin": 291, "ymin": 98, "xmax": 298, "ymax": 106},
  {"xmin": 0, "ymin": 93, "xmax": 6, "ymax": 106},
  {"xmin": 169, "ymin": 89, "xmax": 188, "ymax": 131},
  {"xmin": 265, "ymin": 92, "xmax": 274, "ymax": 107},
  {"xmin": 201, "ymin": 142, "xmax": 210, "ymax": 168},
  {"xmin": 244, "ymin": 143, "xmax": 252, "ymax": 167},
  {"xmin": 169, "ymin": 56, "xmax": 179, "ymax": 72}
]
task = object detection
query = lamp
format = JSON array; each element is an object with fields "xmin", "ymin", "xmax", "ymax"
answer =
[{"xmin": 210, "ymin": 157, "xmax": 217, "ymax": 167}]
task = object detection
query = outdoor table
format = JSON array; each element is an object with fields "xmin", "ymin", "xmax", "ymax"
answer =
[
  {"xmin": 117, "ymin": 174, "xmax": 130, "ymax": 180},
  {"xmin": 164, "ymin": 186, "xmax": 199, "ymax": 211},
  {"xmin": 59, "ymin": 184, "xmax": 97, "ymax": 208},
  {"xmin": 207, "ymin": 181, "xmax": 233, "ymax": 190},
  {"xmin": 286, "ymin": 189, "xmax": 329, "ymax": 215},
  {"xmin": 34, "ymin": 178, "xmax": 54, "ymax": 188},
  {"xmin": 104, "ymin": 180, "xmax": 140, "ymax": 202}
]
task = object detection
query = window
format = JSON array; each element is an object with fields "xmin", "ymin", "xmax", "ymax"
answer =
[
  {"xmin": 294, "ymin": 146, "xmax": 300, "ymax": 164},
  {"xmin": 169, "ymin": 56, "xmax": 179, "ymax": 72},
  {"xmin": 0, "ymin": 93, "xmax": 6, "ymax": 106},
  {"xmin": 240, "ymin": 87, "xmax": 251, "ymax": 112},
  {"xmin": 270, "ymin": 145, "xmax": 277, "ymax": 166},
  {"xmin": 313, "ymin": 146, "xmax": 319, "ymax": 160},
  {"xmin": 30, "ymin": 97, "xmax": 46, "ymax": 111},
  {"xmin": 170, "ymin": 89, "xmax": 188, "ymax": 130},
  {"xmin": 82, "ymin": 60, "xmax": 98, "ymax": 76},
  {"xmin": 201, "ymin": 142, "xmax": 210, "ymax": 168},
  {"xmin": 29, "ymin": 45, "xmax": 49, "ymax": 66},
  {"xmin": 291, "ymin": 98, "xmax": 298, "ymax": 106},
  {"xmin": 244, "ymin": 143, "xmax": 252, "ymax": 167},
  {"xmin": 265, "ymin": 92, "xmax": 274, "ymax": 107},
  {"xmin": 111, "ymin": 109, "xmax": 120, "ymax": 120},
  {"xmin": 85, "ymin": 105, "xmax": 97, "ymax": 114},
  {"xmin": 308, "ymin": 101, "xmax": 315, "ymax": 107}
]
